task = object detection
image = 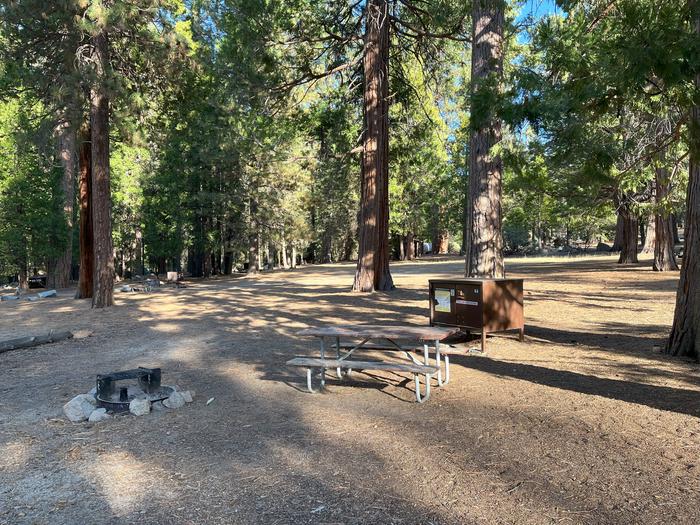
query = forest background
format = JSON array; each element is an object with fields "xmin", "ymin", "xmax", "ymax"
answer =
[{"xmin": 0, "ymin": 0, "xmax": 698, "ymax": 355}]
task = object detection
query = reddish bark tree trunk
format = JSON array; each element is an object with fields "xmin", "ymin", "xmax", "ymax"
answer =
[
  {"xmin": 90, "ymin": 29, "xmax": 114, "ymax": 308},
  {"xmin": 667, "ymin": 0, "xmax": 700, "ymax": 359},
  {"xmin": 405, "ymin": 232, "xmax": 415, "ymax": 260},
  {"xmin": 653, "ymin": 166, "xmax": 679, "ymax": 272},
  {"xmin": 617, "ymin": 206, "xmax": 639, "ymax": 263},
  {"xmin": 465, "ymin": 0, "xmax": 505, "ymax": 278},
  {"xmin": 611, "ymin": 212, "xmax": 625, "ymax": 251},
  {"xmin": 352, "ymin": 0, "xmax": 393, "ymax": 292},
  {"xmin": 436, "ymin": 231, "xmax": 449, "ymax": 254},
  {"xmin": 75, "ymin": 124, "xmax": 94, "ymax": 299}
]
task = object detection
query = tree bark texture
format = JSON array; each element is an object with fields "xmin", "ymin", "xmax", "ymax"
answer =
[
  {"xmin": 642, "ymin": 179, "xmax": 656, "ymax": 254},
  {"xmin": 48, "ymin": 119, "xmax": 76, "ymax": 289},
  {"xmin": 75, "ymin": 124, "xmax": 94, "ymax": 299},
  {"xmin": 352, "ymin": 0, "xmax": 393, "ymax": 292},
  {"xmin": 642, "ymin": 214, "xmax": 655, "ymax": 253},
  {"xmin": 90, "ymin": 29, "xmax": 114, "ymax": 308},
  {"xmin": 611, "ymin": 212, "xmax": 624, "ymax": 251},
  {"xmin": 667, "ymin": 0, "xmax": 700, "ymax": 359},
  {"xmin": 281, "ymin": 231, "xmax": 289, "ymax": 269},
  {"xmin": 617, "ymin": 205, "xmax": 638, "ymax": 263},
  {"xmin": 321, "ymin": 230, "xmax": 333, "ymax": 263},
  {"xmin": 405, "ymin": 232, "xmax": 415, "ymax": 260},
  {"xmin": 465, "ymin": 0, "xmax": 505, "ymax": 278},
  {"xmin": 653, "ymin": 166, "xmax": 679, "ymax": 271}
]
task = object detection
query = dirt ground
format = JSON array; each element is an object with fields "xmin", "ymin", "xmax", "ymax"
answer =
[{"xmin": 1, "ymin": 254, "xmax": 699, "ymax": 524}]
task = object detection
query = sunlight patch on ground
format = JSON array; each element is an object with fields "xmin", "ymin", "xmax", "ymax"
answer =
[
  {"xmin": 149, "ymin": 322, "xmax": 182, "ymax": 334},
  {"xmin": 0, "ymin": 439, "xmax": 34, "ymax": 472},
  {"xmin": 82, "ymin": 451, "xmax": 176, "ymax": 516}
]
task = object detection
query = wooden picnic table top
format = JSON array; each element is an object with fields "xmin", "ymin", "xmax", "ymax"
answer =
[{"xmin": 296, "ymin": 324, "xmax": 460, "ymax": 341}]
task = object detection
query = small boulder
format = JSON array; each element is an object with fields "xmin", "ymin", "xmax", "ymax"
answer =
[
  {"xmin": 181, "ymin": 391, "xmax": 193, "ymax": 403},
  {"xmin": 64, "ymin": 394, "xmax": 97, "ymax": 422},
  {"xmin": 129, "ymin": 397, "xmax": 151, "ymax": 416},
  {"xmin": 88, "ymin": 408, "xmax": 111, "ymax": 423},
  {"xmin": 163, "ymin": 391, "xmax": 186, "ymax": 409}
]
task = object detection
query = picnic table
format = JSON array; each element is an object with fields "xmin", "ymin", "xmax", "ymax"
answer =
[{"xmin": 287, "ymin": 324, "xmax": 459, "ymax": 403}]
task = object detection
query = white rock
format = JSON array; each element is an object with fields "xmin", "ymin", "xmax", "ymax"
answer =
[
  {"xmin": 129, "ymin": 397, "xmax": 151, "ymax": 416},
  {"xmin": 88, "ymin": 408, "xmax": 111, "ymax": 422},
  {"xmin": 181, "ymin": 391, "xmax": 193, "ymax": 403},
  {"xmin": 82, "ymin": 393, "xmax": 97, "ymax": 407},
  {"xmin": 63, "ymin": 394, "xmax": 97, "ymax": 422},
  {"xmin": 163, "ymin": 391, "xmax": 186, "ymax": 409}
]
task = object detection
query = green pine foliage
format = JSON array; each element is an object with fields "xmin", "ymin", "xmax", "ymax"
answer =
[{"xmin": 0, "ymin": 98, "xmax": 66, "ymax": 280}]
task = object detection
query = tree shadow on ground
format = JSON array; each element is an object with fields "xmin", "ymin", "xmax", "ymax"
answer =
[
  {"xmin": 453, "ymin": 354, "xmax": 700, "ymax": 418},
  {"xmin": 525, "ymin": 324, "xmax": 669, "ymax": 354}
]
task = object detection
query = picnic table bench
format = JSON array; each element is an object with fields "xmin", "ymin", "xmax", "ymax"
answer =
[{"xmin": 287, "ymin": 324, "xmax": 459, "ymax": 403}]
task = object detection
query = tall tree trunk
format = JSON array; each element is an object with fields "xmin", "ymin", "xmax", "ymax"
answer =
[
  {"xmin": 465, "ymin": 0, "xmax": 505, "ymax": 278},
  {"xmin": 617, "ymin": 205, "xmax": 639, "ymax": 263},
  {"xmin": 75, "ymin": 124, "xmax": 94, "ymax": 299},
  {"xmin": 405, "ymin": 232, "xmax": 415, "ymax": 260},
  {"xmin": 437, "ymin": 231, "xmax": 449, "ymax": 254},
  {"xmin": 653, "ymin": 166, "xmax": 679, "ymax": 271},
  {"xmin": 352, "ymin": 0, "xmax": 393, "ymax": 292},
  {"xmin": 247, "ymin": 199, "xmax": 259, "ymax": 274},
  {"xmin": 48, "ymin": 119, "xmax": 76, "ymax": 289},
  {"xmin": 18, "ymin": 266, "xmax": 28, "ymax": 291},
  {"xmin": 399, "ymin": 235, "xmax": 405, "ymax": 260},
  {"xmin": 642, "ymin": 215, "xmax": 656, "ymax": 253},
  {"xmin": 672, "ymin": 214, "xmax": 681, "ymax": 244},
  {"xmin": 281, "ymin": 230, "xmax": 289, "ymax": 269},
  {"xmin": 666, "ymin": 0, "xmax": 700, "ymax": 359},
  {"xmin": 291, "ymin": 244, "xmax": 297, "ymax": 269},
  {"xmin": 90, "ymin": 29, "xmax": 114, "ymax": 308},
  {"xmin": 247, "ymin": 234, "xmax": 259, "ymax": 274},
  {"xmin": 611, "ymin": 211, "xmax": 625, "ymax": 251},
  {"xmin": 321, "ymin": 230, "xmax": 333, "ymax": 263}
]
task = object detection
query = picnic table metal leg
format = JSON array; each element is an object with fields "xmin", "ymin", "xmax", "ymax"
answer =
[
  {"xmin": 319, "ymin": 337, "xmax": 326, "ymax": 389},
  {"xmin": 306, "ymin": 368, "xmax": 321, "ymax": 393},
  {"xmin": 414, "ymin": 372, "xmax": 431, "ymax": 403},
  {"xmin": 422, "ymin": 343, "xmax": 434, "ymax": 393},
  {"xmin": 335, "ymin": 336, "xmax": 348, "ymax": 379},
  {"xmin": 435, "ymin": 340, "xmax": 449, "ymax": 385}
]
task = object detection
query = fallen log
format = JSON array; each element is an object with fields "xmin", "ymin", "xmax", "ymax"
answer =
[{"xmin": 0, "ymin": 330, "xmax": 73, "ymax": 354}]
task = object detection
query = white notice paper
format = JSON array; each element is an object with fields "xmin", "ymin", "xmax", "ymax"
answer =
[{"xmin": 435, "ymin": 288, "xmax": 452, "ymax": 313}]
